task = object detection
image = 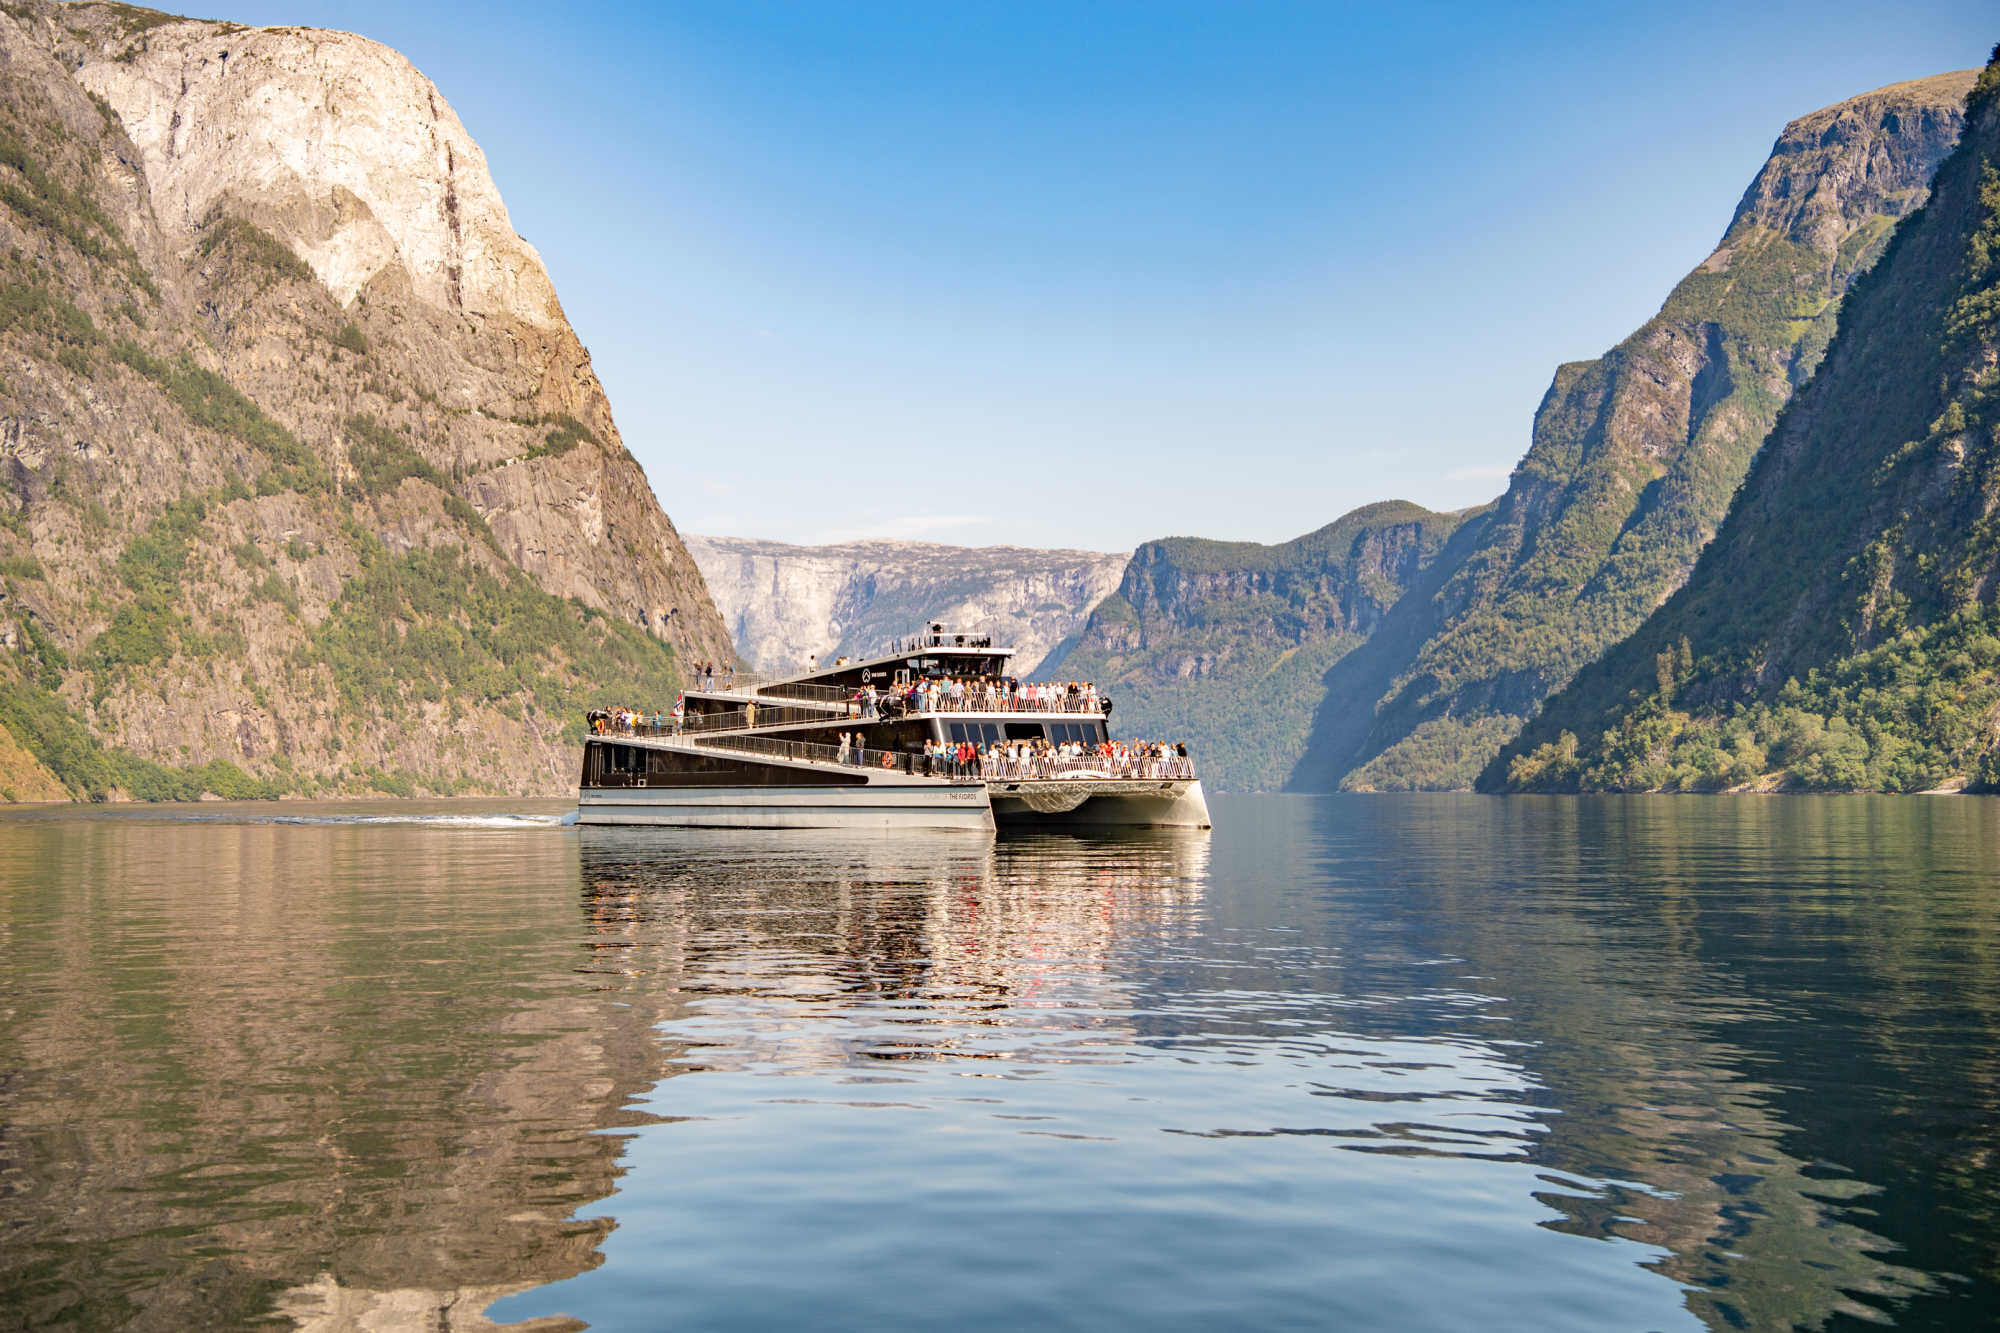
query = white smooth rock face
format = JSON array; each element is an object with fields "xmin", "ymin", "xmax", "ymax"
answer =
[
  {"xmin": 77, "ymin": 22, "xmax": 561, "ymax": 326},
  {"xmin": 685, "ymin": 535, "xmax": 1131, "ymax": 677}
]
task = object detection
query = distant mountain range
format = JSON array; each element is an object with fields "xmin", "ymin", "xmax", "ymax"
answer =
[
  {"xmin": 686, "ymin": 535, "xmax": 1126, "ymax": 678},
  {"xmin": 1041, "ymin": 503, "xmax": 1480, "ymax": 791}
]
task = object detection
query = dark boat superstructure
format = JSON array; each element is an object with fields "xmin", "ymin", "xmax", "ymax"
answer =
[{"xmin": 576, "ymin": 627, "xmax": 1211, "ymax": 830}]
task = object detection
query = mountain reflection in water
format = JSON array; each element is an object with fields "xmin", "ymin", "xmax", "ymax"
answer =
[{"xmin": 0, "ymin": 797, "xmax": 1996, "ymax": 1331}]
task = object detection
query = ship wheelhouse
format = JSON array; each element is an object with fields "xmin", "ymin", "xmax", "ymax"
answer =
[{"xmin": 932, "ymin": 717, "xmax": 1108, "ymax": 748}]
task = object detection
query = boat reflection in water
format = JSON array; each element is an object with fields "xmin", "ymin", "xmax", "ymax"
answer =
[
  {"xmin": 572, "ymin": 825, "xmax": 1212, "ymax": 1075},
  {"xmin": 284, "ymin": 824, "xmax": 1214, "ymax": 1330}
]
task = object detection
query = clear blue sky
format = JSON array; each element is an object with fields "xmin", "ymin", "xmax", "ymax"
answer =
[{"xmin": 222, "ymin": 1, "xmax": 1993, "ymax": 553}]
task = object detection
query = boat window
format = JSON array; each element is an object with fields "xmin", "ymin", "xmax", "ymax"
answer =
[
  {"xmin": 948, "ymin": 723, "xmax": 968, "ymax": 743},
  {"xmin": 1004, "ymin": 722, "xmax": 1044, "ymax": 741}
]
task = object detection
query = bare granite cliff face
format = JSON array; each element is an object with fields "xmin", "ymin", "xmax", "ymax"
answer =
[
  {"xmin": 0, "ymin": 1, "xmax": 729, "ymax": 799},
  {"xmin": 57, "ymin": 7, "xmax": 728, "ymax": 650},
  {"xmin": 685, "ymin": 534, "xmax": 1128, "ymax": 678}
]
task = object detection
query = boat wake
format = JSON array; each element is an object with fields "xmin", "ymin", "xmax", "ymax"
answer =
[{"xmin": 260, "ymin": 812, "xmax": 580, "ymax": 830}]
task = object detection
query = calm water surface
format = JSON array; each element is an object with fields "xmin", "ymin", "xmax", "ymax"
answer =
[{"xmin": 1, "ymin": 795, "xmax": 1997, "ymax": 1331}]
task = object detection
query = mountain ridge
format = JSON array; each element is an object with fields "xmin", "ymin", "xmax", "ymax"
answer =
[
  {"xmin": 1292, "ymin": 66, "xmax": 1977, "ymax": 791},
  {"xmin": 1049, "ymin": 501, "xmax": 1485, "ymax": 791},
  {"xmin": 1047, "ymin": 67, "xmax": 1975, "ymax": 793},
  {"xmin": 1492, "ymin": 50, "xmax": 2000, "ymax": 794}
]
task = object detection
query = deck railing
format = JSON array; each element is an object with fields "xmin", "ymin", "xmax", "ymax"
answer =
[
  {"xmin": 911, "ymin": 693, "xmax": 1105, "ymax": 715},
  {"xmin": 696, "ymin": 732, "xmax": 982, "ymax": 782},
  {"xmin": 695, "ymin": 733, "xmax": 1192, "ymax": 783},
  {"xmin": 595, "ymin": 702, "xmax": 849, "ymax": 739},
  {"xmin": 982, "ymin": 753, "xmax": 1193, "ymax": 781},
  {"xmin": 747, "ymin": 683, "xmax": 1107, "ymax": 716},
  {"xmin": 755, "ymin": 680, "xmax": 863, "ymax": 705}
]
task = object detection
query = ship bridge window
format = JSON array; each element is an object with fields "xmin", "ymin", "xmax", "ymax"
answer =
[{"xmin": 1004, "ymin": 722, "xmax": 1044, "ymax": 741}]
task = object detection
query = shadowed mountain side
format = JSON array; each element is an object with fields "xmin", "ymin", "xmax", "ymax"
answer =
[
  {"xmin": 1283, "ymin": 509, "xmax": 1503, "ymax": 791},
  {"xmin": 1049, "ymin": 502, "xmax": 1483, "ymax": 791},
  {"xmin": 1491, "ymin": 50, "xmax": 2000, "ymax": 794}
]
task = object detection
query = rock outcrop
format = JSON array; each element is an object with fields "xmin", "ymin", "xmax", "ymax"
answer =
[
  {"xmin": 686, "ymin": 534, "xmax": 1127, "ymax": 677},
  {"xmin": 0, "ymin": 1, "xmax": 730, "ymax": 799}
]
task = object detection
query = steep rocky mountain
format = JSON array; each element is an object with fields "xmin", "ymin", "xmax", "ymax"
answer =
[
  {"xmin": 1493, "ymin": 50, "xmax": 2000, "ymax": 794},
  {"xmin": 1047, "ymin": 70, "xmax": 1975, "ymax": 795},
  {"xmin": 686, "ymin": 533, "xmax": 1127, "ymax": 678},
  {"xmin": 0, "ymin": 1, "xmax": 730, "ymax": 800},
  {"xmin": 1047, "ymin": 502, "xmax": 1483, "ymax": 791},
  {"xmin": 1289, "ymin": 69, "xmax": 1978, "ymax": 791}
]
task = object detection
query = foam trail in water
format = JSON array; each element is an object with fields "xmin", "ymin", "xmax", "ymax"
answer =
[{"xmin": 256, "ymin": 812, "xmax": 578, "ymax": 829}]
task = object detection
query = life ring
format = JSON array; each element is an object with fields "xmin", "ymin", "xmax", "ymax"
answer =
[{"xmin": 880, "ymin": 754, "xmax": 894, "ymax": 768}]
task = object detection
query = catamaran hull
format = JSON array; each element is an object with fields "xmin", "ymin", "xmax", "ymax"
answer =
[
  {"xmin": 988, "ymin": 779, "xmax": 1212, "ymax": 828},
  {"xmin": 577, "ymin": 782, "xmax": 997, "ymax": 831},
  {"xmin": 576, "ymin": 779, "xmax": 1212, "ymax": 831}
]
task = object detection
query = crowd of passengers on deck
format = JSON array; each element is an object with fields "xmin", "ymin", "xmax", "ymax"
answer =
[
  {"xmin": 589, "ymin": 706, "xmax": 670, "ymax": 735},
  {"xmin": 834, "ymin": 732, "xmax": 1192, "ymax": 780},
  {"xmin": 860, "ymin": 676, "xmax": 1104, "ymax": 717}
]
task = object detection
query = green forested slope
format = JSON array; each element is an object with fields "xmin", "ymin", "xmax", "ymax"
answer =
[
  {"xmin": 1049, "ymin": 502, "xmax": 1480, "ymax": 790},
  {"xmin": 1491, "ymin": 50, "xmax": 2000, "ymax": 794},
  {"xmin": 1291, "ymin": 71, "xmax": 1976, "ymax": 792}
]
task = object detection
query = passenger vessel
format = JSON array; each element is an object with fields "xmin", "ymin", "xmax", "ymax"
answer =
[{"xmin": 576, "ymin": 626, "xmax": 1211, "ymax": 830}]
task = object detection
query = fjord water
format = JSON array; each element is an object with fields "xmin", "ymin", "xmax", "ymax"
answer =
[{"xmin": 2, "ymin": 798, "xmax": 1997, "ymax": 1331}]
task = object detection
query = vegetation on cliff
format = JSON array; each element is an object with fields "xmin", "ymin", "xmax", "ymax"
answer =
[
  {"xmin": 1292, "ymin": 70, "xmax": 1976, "ymax": 792},
  {"xmin": 1054, "ymin": 70, "xmax": 1974, "ymax": 794},
  {"xmin": 1051, "ymin": 502, "xmax": 1480, "ymax": 791},
  {"xmin": 1492, "ymin": 50, "xmax": 2000, "ymax": 794},
  {"xmin": 0, "ymin": 1, "xmax": 729, "ymax": 800}
]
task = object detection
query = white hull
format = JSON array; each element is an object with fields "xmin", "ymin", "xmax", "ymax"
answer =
[
  {"xmin": 988, "ymin": 779, "xmax": 1212, "ymax": 828},
  {"xmin": 578, "ymin": 781, "xmax": 996, "ymax": 831},
  {"xmin": 578, "ymin": 778, "xmax": 1211, "ymax": 831}
]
